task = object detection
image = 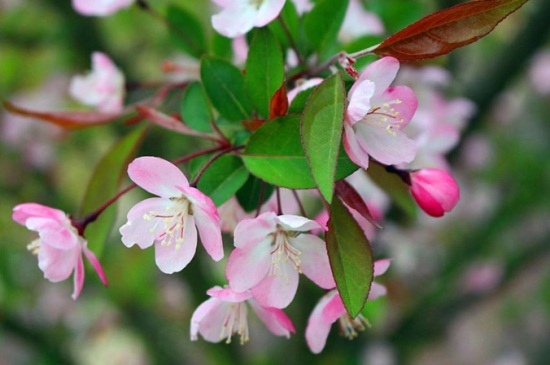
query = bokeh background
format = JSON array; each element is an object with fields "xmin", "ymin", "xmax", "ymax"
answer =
[{"xmin": 1, "ymin": 0, "xmax": 550, "ymax": 364}]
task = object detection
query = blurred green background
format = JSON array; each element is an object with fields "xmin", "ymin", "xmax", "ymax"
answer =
[{"xmin": 1, "ymin": 0, "xmax": 550, "ymax": 364}]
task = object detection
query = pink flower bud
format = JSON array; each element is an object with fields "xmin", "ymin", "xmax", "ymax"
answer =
[{"xmin": 410, "ymin": 168, "xmax": 459, "ymax": 217}]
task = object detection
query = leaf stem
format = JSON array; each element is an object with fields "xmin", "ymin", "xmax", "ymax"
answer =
[
  {"xmin": 255, "ymin": 181, "xmax": 267, "ymax": 217},
  {"xmin": 292, "ymin": 189, "xmax": 307, "ymax": 217},
  {"xmin": 275, "ymin": 187, "xmax": 282, "ymax": 215},
  {"xmin": 277, "ymin": 16, "xmax": 304, "ymax": 66},
  {"xmin": 190, "ymin": 145, "xmax": 245, "ymax": 187}
]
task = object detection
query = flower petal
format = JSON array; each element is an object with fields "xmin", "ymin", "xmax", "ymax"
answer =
[
  {"xmin": 368, "ymin": 282, "xmax": 387, "ymax": 300},
  {"xmin": 250, "ymin": 261, "xmax": 299, "ymax": 308},
  {"xmin": 186, "ymin": 187, "xmax": 223, "ymax": 261},
  {"xmin": 207, "ymin": 286, "xmax": 252, "ymax": 302},
  {"xmin": 290, "ymin": 234, "xmax": 335, "ymax": 289},
  {"xmin": 226, "ymin": 238, "xmax": 272, "ymax": 292},
  {"xmin": 249, "ymin": 298, "xmax": 295, "ymax": 337},
  {"xmin": 374, "ymin": 258, "xmax": 391, "ymax": 277},
  {"xmin": 83, "ymin": 245, "xmax": 108, "ymax": 286},
  {"xmin": 234, "ymin": 211, "xmax": 277, "ymax": 250},
  {"xmin": 120, "ymin": 197, "xmax": 170, "ymax": 249},
  {"xmin": 128, "ymin": 156, "xmax": 188, "ymax": 198},
  {"xmin": 305, "ymin": 290, "xmax": 344, "ymax": 354},
  {"xmin": 190, "ymin": 297, "xmax": 225, "ymax": 342},
  {"xmin": 72, "ymin": 252, "xmax": 85, "ymax": 300},
  {"xmin": 12, "ymin": 203, "xmax": 66, "ymax": 225},
  {"xmin": 26, "ymin": 217, "xmax": 78, "ymax": 250},
  {"xmin": 212, "ymin": 2, "xmax": 257, "ymax": 38},
  {"xmin": 154, "ymin": 216, "xmax": 197, "ymax": 274},
  {"xmin": 255, "ymin": 0, "xmax": 286, "ymax": 27},
  {"xmin": 276, "ymin": 215, "xmax": 321, "ymax": 232},
  {"xmin": 373, "ymin": 85, "xmax": 418, "ymax": 128},
  {"xmin": 357, "ymin": 57, "xmax": 399, "ymax": 100},
  {"xmin": 347, "ymin": 79, "xmax": 375, "ymax": 122},
  {"xmin": 343, "ymin": 122, "xmax": 370, "ymax": 169},
  {"xmin": 37, "ymin": 243, "xmax": 80, "ymax": 283},
  {"xmin": 355, "ymin": 122, "xmax": 417, "ymax": 165}
]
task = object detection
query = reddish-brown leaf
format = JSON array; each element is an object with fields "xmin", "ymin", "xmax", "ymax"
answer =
[
  {"xmin": 269, "ymin": 82, "xmax": 288, "ymax": 120},
  {"xmin": 242, "ymin": 118, "xmax": 266, "ymax": 132},
  {"xmin": 373, "ymin": 0, "xmax": 529, "ymax": 61},
  {"xmin": 335, "ymin": 180, "xmax": 382, "ymax": 229},
  {"xmin": 3, "ymin": 101, "xmax": 121, "ymax": 129},
  {"xmin": 136, "ymin": 105, "xmax": 219, "ymax": 141}
]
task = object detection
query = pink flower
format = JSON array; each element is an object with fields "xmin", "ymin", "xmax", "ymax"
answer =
[
  {"xmin": 69, "ymin": 52, "xmax": 125, "ymax": 113},
  {"xmin": 226, "ymin": 212, "xmax": 335, "ymax": 308},
  {"xmin": 287, "ymin": 78, "xmax": 323, "ymax": 103},
  {"xmin": 305, "ymin": 259, "xmax": 390, "ymax": 354},
  {"xmin": 339, "ymin": 0, "xmax": 384, "ymax": 42},
  {"xmin": 211, "ymin": 0, "xmax": 286, "ymax": 38},
  {"xmin": 12, "ymin": 203, "xmax": 107, "ymax": 299},
  {"xmin": 120, "ymin": 156, "xmax": 223, "ymax": 274},
  {"xmin": 191, "ymin": 285, "xmax": 295, "ymax": 344},
  {"xmin": 409, "ymin": 168, "xmax": 460, "ymax": 217},
  {"xmin": 343, "ymin": 57, "xmax": 418, "ymax": 170},
  {"xmin": 72, "ymin": 0, "xmax": 134, "ymax": 16},
  {"xmin": 290, "ymin": 0, "xmax": 313, "ymax": 15}
]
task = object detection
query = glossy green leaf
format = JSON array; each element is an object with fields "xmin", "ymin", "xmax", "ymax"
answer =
[
  {"xmin": 195, "ymin": 154, "xmax": 249, "ymax": 206},
  {"xmin": 242, "ymin": 115, "xmax": 357, "ymax": 189},
  {"xmin": 367, "ymin": 162, "xmax": 417, "ymax": 217},
  {"xmin": 166, "ymin": 5, "xmax": 207, "ymax": 58},
  {"xmin": 305, "ymin": 0, "xmax": 349, "ymax": 59},
  {"xmin": 201, "ymin": 56, "xmax": 252, "ymax": 122},
  {"xmin": 236, "ymin": 175, "xmax": 275, "ymax": 212},
  {"xmin": 301, "ymin": 72, "xmax": 345, "ymax": 203},
  {"xmin": 268, "ymin": 1, "xmax": 301, "ymax": 53},
  {"xmin": 181, "ymin": 81, "xmax": 213, "ymax": 133},
  {"xmin": 288, "ymin": 87, "xmax": 315, "ymax": 114},
  {"xmin": 211, "ymin": 32, "xmax": 233, "ymax": 60},
  {"xmin": 80, "ymin": 126, "xmax": 146, "ymax": 257},
  {"xmin": 326, "ymin": 196, "xmax": 374, "ymax": 318},
  {"xmin": 245, "ymin": 28, "xmax": 285, "ymax": 118}
]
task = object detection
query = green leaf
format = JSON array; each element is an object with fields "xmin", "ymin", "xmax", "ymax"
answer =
[
  {"xmin": 301, "ymin": 72, "xmax": 345, "ymax": 203},
  {"xmin": 288, "ymin": 87, "xmax": 315, "ymax": 114},
  {"xmin": 201, "ymin": 56, "xmax": 252, "ymax": 122},
  {"xmin": 166, "ymin": 5, "xmax": 207, "ymax": 59},
  {"xmin": 268, "ymin": 1, "xmax": 301, "ymax": 52},
  {"xmin": 211, "ymin": 32, "xmax": 233, "ymax": 60},
  {"xmin": 181, "ymin": 81, "xmax": 213, "ymax": 133},
  {"xmin": 242, "ymin": 115, "xmax": 357, "ymax": 189},
  {"xmin": 236, "ymin": 175, "xmax": 275, "ymax": 212},
  {"xmin": 195, "ymin": 155, "xmax": 249, "ymax": 206},
  {"xmin": 326, "ymin": 196, "xmax": 374, "ymax": 318},
  {"xmin": 304, "ymin": 0, "xmax": 349, "ymax": 59},
  {"xmin": 367, "ymin": 162, "xmax": 417, "ymax": 217},
  {"xmin": 245, "ymin": 27, "xmax": 285, "ymax": 119},
  {"xmin": 80, "ymin": 127, "xmax": 146, "ymax": 257}
]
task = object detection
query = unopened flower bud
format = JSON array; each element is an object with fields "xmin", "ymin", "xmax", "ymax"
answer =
[{"xmin": 409, "ymin": 168, "xmax": 459, "ymax": 217}]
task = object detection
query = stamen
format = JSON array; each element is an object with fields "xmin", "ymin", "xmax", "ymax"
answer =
[
  {"xmin": 27, "ymin": 239, "xmax": 40, "ymax": 255},
  {"xmin": 338, "ymin": 314, "xmax": 371, "ymax": 340},
  {"xmin": 142, "ymin": 197, "xmax": 191, "ymax": 248},
  {"xmin": 268, "ymin": 227, "xmax": 303, "ymax": 280}
]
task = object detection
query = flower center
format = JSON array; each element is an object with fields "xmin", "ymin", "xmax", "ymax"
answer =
[
  {"xmin": 338, "ymin": 313, "xmax": 370, "ymax": 340},
  {"xmin": 27, "ymin": 239, "xmax": 41, "ymax": 255},
  {"xmin": 143, "ymin": 196, "xmax": 191, "ymax": 251},
  {"xmin": 365, "ymin": 98, "xmax": 405, "ymax": 136},
  {"xmin": 269, "ymin": 227, "xmax": 302, "ymax": 279},
  {"xmin": 220, "ymin": 302, "xmax": 250, "ymax": 345}
]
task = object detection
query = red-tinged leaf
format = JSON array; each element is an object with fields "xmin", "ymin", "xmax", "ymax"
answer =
[
  {"xmin": 373, "ymin": 0, "xmax": 530, "ymax": 61},
  {"xmin": 242, "ymin": 118, "xmax": 266, "ymax": 132},
  {"xmin": 335, "ymin": 180, "xmax": 382, "ymax": 229},
  {"xmin": 326, "ymin": 195, "xmax": 374, "ymax": 318},
  {"xmin": 136, "ymin": 105, "xmax": 218, "ymax": 141},
  {"xmin": 269, "ymin": 82, "xmax": 289, "ymax": 120},
  {"xmin": 3, "ymin": 101, "xmax": 121, "ymax": 129}
]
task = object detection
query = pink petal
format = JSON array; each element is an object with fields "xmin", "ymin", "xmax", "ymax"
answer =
[
  {"xmin": 190, "ymin": 297, "xmax": 225, "ymax": 342},
  {"xmin": 120, "ymin": 197, "xmax": 170, "ymax": 249},
  {"xmin": 373, "ymin": 86, "xmax": 418, "ymax": 128},
  {"xmin": 226, "ymin": 240, "xmax": 272, "ymax": 292},
  {"xmin": 154, "ymin": 216, "xmax": 198, "ymax": 274},
  {"xmin": 305, "ymin": 290, "xmax": 344, "ymax": 354},
  {"xmin": 250, "ymin": 262, "xmax": 299, "ymax": 308},
  {"xmin": 289, "ymin": 234, "xmax": 335, "ymax": 289},
  {"xmin": 287, "ymin": 78, "xmax": 323, "ymax": 103},
  {"xmin": 212, "ymin": 2, "xmax": 257, "ymax": 38},
  {"xmin": 83, "ymin": 246, "xmax": 108, "ymax": 286},
  {"xmin": 37, "ymin": 243, "xmax": 80, "ymax": 283},
  {"xmin": 347, "ymin": 79, "xmax": 375, "ymax": 122},
  {"xmin": 373, "ymin": 259, "xmax": 391, "ymax": 277},
  {"xmin": 368, "ymin": 282, "xmax": 387, "ymax": 300},
  {"xmin": 410, "ymin": 168, "xmax": 459, "ymax": 216},
  {"xmin": 411, "ymin": 183, "xmax": 445, "ymax": 217},
  {"xmin": 12, "ymin": 203, "xmax": 66, "ymax": 225},
  {"xmin": 276, "ymin": 215, "xmax": 322, "ymax": 232},
  {"xmin": 26, "ymin": 218, "xmax": 78, "ymax": 250},
  {"xmin": 357, "ymin": 57, "xmax": 399, "ymax": 100},
  {"xmin": 72, "ymin": 0, "xmax": 134, "ymax": 16},
  {"xmin": 72, "ymin": 252, "xmax": 85, "ymax": 300},
  {"xmin": 355, "ymin": 122, "xmax": 417, "ymax": 165},
  {"xmin": 254, "ymin": 0, "xmax": 286, "ymax": 27},
  {"xmin": 207, "ymin": 286, "xmax": 252, "ymax": 302},
  {"xmin": 127, "ymin": 156, "xmax": 188, "ymax": 198},
  {"xmin": 343, "ymin": 122, "xmax": 370, "ymax": 169},
  {"xmin": 234, "ymin": 212, "xmax": 277, "ymax": 250},
  {"xmin": 249, "ymin": 298, "xmax": 295, "ymax": 337}
]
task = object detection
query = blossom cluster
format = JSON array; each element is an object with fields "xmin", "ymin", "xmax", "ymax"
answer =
[{"xmin": 9, "ymin": 0, "xmax": 472, "ymax": 355}]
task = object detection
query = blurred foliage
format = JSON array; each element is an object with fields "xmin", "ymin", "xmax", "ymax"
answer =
[{"xmin": 1, "ymin": 0, "xmax": 550, "ymax": 364}]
